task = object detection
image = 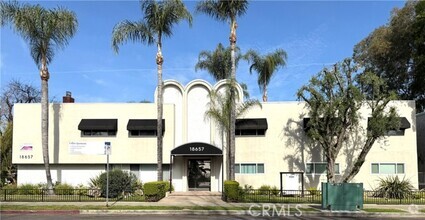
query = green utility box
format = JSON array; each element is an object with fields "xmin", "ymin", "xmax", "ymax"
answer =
[{"xmin": 321, "ymin": 182, "xmax": 363, "ymax": 211}]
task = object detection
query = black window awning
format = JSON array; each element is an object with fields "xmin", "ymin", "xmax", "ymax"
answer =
[
  {"xmin": 367, "ymin": 117, "xmax": 411, "ymax": 129},
  {"xmin": 236, "ymin": 118, "xmax": 268, "ymax": 130},
  {"xmin": 127, "ymin": 119, "xmax": 165, "ymax": 131},
  {"xmin": 171, "ymin": 142, "xmax": 222, "ymax": 156},
  {"xmin": 78, "ymin": 119, "xmax": 117, "ymax": 131}
]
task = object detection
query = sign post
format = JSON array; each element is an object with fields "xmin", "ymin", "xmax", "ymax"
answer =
[{"xmin": 105, "ymin": 142, "xmax": 111, "ymax": 207}]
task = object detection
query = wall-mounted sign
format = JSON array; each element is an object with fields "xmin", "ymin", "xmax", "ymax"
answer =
[
  {"xmin": 69, "ymin": 141, "xmax": 111, "ymax": 155},
  {"xmin": 20, "ymin": 145, "xmax": 33, "ymax": 151},
  {"xmin": 19, "ymin": 144, "xmax": 34, "ymax": 160},
  {"xmin": 171, "ymin": 142, "xmax": 222, "ymax": 155}
]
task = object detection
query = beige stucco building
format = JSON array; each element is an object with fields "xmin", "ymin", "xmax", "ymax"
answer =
[{"xmin": 13, "ymin": 79, "xmax": 419, "ymax": 191}]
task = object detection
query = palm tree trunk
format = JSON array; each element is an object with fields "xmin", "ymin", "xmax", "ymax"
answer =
[
  {"xmin": 156, "ymin": 39, "xmax": 164, "ymax": 181},
  {"xmin": 40, "ymin": 65, "xmax": 54, "ymax": 195},
  {"xmin": 226, "ymin": 129, "xmax": 231, "ymax": 180},
  {"xmin": 229, "ymin": 19, "xmax": 237, "ymax": 180},
  {"xmin": 263, "ymin": 82, "xmax": 268, "ymax": 102}
]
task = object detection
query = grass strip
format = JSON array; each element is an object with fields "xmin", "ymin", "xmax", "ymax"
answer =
[
  {"xmin": 363, "ymin": 208, "xmax": 406, "ymax": 213},
  {"xmin": 0, "ymin": 205, "xmax": 318, "ymax": 212}
]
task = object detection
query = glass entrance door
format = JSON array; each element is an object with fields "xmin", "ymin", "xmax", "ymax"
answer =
[{"xmin": 188, "ymin": 159, "xmax": 211, "ymax": 191}]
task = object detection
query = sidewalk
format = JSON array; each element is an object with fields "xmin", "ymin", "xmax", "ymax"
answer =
[{"xmin": 2, "ymin": 192, "xmax": 425, "ymax": 217}]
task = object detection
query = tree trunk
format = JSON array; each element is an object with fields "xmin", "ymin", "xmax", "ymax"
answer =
[
  {"xmin": 229, "ymin": 19, "xmax": 237, "ymax": 180},
  {"xmin": 343, "ymin": 138, "xmax": 376, "ymax": 183},
  {"xmin": 326, "ymin": 149, "xmax": 335, "ymax": 183},
  {"xmin": 226, "ymin": 129, "xmax": 231, "ymax": 180},
  {"xmin": 156, "ymin": 39, "xmax": 164, "ymax": 181},
  {"xmin": 40, "ymin": 66, "xmax": 54, "ymax": 195},
  {"xmin": 263, "ymin": 82, "xmax": 268, "ymax": 102}
]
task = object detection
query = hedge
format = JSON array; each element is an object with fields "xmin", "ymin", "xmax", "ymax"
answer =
[
  {"xmin": 224, "ymin": 180, "xmax": 240, "ymax": 202},
  {"xmin": 144, "ymin": 181, "xmax": 169, "ymax": 202}
]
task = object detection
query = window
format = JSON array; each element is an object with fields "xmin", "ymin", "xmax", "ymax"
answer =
[
  {"xmin": 235, "ymin": 129, "xmax": 265, "ymax": 136},
  {"xmin": 306, "ymin": 162, "xmax": 340, "ymax": 174},
  {"xmin": 235, "ymin": 163, "xmax": 265, "ymax": 174},
  {"xmin": 257, "ymin": 164, "xmax": 265, "ymax": 173},
  {"xmin": 371, "ymin": 163, "xmax": 405, "ymax": 174},
  {"xmin": 82, "ymin": 130, "xmax": 116, "ymax": 137},
  {"xmin": 235, "ymin": 118, "xmax": 267, "ymax": 136},
  {"xmin": 127, "ymin": 119, "xmax": 164, "ymax": 137},
  {"xmin": 130, "ymin": 130, "xmax": 157, "ymax": 136}
]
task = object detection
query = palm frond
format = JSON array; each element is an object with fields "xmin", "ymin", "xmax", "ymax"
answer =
[
  {"xmin": 112, "ymin": 20, "xmax": 154, "ymax": 53},
  {"xmin": 195, "ymin": 43, "xmax": 241, "ymax": 81},
  {"xmin": 141, "ymin": 0, "xmax": 192, "ymax": 38},
  {"xmin": 196, "ymin": 0, "xmax": 248, "ymax": 22},
  {"xmin": 236, "ymin": 99, "xmax": 261, "ymax": 118},
  {"xmin": 3, "ymin": 2, "xmax": 77, "ymax": 67},
  {"xmin": 244, "ymin": 48, "xmax": 288, "ymax": 93},
  {"xmin": 0, "ymin": 0, "xmax": 19, "ymax": 26}
]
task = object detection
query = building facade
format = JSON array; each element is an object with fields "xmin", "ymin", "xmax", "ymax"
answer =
[{"xmin": 13, "ymin": 79, "xmax": 419, "ymax": 191}]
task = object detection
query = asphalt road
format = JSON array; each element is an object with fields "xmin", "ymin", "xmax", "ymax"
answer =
[{"xmin": 2, "ymin": 214, "xmax": 424, "ymax": 220}]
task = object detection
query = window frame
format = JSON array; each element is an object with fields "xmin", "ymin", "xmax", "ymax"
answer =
[
  {"xmin": 129, "ymin": 130, "xmax": 159, "ymax": 137},
  {"xmin": 305, "ymin": 162, "xmax": 340, "ymax": 175},
  {"xmin": 235, "ymin": 129, "xmax": 266, "ymax": 136},
  {"xmin": 235, "ymin": 163, "xmax": 265, "ymax": 174},
  {"xmin": 81, "ymin": 130, "xmax": 116, "ymax": 137},
  {"xmin": 370, "ymin": 163, "xmax": 405, "ymax": 174}
]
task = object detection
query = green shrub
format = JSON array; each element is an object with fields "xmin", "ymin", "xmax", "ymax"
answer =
[
  {"xmin": 18, "ymin": 184, "xmax": 41, "ymax": 195},
  {"xmin": 164, "ymin": 181, "xmax": 174, "ymax": 192},
  {"xmin": 242, "ymin": 184, "xmax": 253, "ymax": 194},
  {"xmin": 54, "ymin": 183, "xmax": 74, "ymax": 195},
  {"xmin": 271, "ymin": 186, "xmax": 279, "ymax": 196},
  {"xmin": 224, "ymin": 180, "xmax": 239, "ymax": 202},
  {"xmin": 374, "ymin": 176, "xmax": 414, "ymax": 199},
  {"xmin": 259, "ymin": 185, "xmax": 271, "ymax": 195},
  {"xmin": 144, "ymin": 181, "xmax": 167, "ymax": 202},
  {"xmin": 98, "ymin": 169, "xmax": 138, "ymax": 198},
  {"xmin": 2, "ymin": 184, "xmax": 18, "ymax": 195},
  {"xmin": 308, "ymin": 187, "xmax": 320, "ymax": 196},
  {"xmin": 75, "ymin": 184, "xmax": 89, "ymax": 196},
  {"xmin": 89, "ymin": 175, "xmax": 102, "ymax": 189}
]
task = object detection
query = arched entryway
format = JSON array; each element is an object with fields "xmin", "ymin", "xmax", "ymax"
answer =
[{"xmin": 170, "ymin": 142, "xmax": 223, "ymax": 192}]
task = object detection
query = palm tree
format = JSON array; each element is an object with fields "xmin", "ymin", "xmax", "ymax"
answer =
[
  {"xmin": 205, "ymin": 83, "xmax": 260, "ymax": 179},
  {"xmin": 112, "ymin": 0, "xmax": 192, "ymax": 181},
  {"xmin": 1, "ymin": 1, "xmax": 77, "ymax": 194},
  {"xmin": 244, "ymin": 49, "xmax": 287, "ymax": 102},
  {"xmin": 195, "ymin": 43, "xmax": 241, "ymax": 81},
  {"xmin": 195, "ymin": 43, "xmax": 250, "ymax": 98},
  {"xmin": 197, "ymin": 0, "xmax": 249, "ymax": 180}
]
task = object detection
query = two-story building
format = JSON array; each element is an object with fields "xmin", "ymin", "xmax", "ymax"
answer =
[{"xmin": 13, "ymin": 79, "xmax": 419, "ymax": 191}]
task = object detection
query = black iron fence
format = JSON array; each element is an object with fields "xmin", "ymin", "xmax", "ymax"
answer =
[
  {"xmin": 238, "ymin": 189, "xmax": 425, "ymax": 204},
  {"xmin": 2, "ymin": 188, "xmax": 425, "ymax": 204},
  {"xmin": 364, "ymin": 190, "xmax": 425, "ymax": 204},
  {"xmin": 0, "ymin": 188, "xmax": 144, "ymax": 202},
  {"xmin": 239, "ymin": 189, "xmax": 321, "ymax": 203}
]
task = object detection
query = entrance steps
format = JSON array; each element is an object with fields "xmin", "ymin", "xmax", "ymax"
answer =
[{"xmin": 159, "ymin": 191, "xmax": 226, "ymax": 206}]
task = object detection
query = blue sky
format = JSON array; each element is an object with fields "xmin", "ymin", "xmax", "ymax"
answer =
[{"xmin": 1, "ymin": 0, "xmax": 406, "ymax": 103}]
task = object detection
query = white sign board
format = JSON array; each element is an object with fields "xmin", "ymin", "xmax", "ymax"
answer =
[{"xmin": 69, "ymin": 141, "xmax": 111, "ymax": 155}]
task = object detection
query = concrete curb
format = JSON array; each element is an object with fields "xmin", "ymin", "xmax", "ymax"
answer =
[
  {"xmin": 79, "ymin": 209, "xmax": 425, "ymax": 217},
  {"xmin": 2, "ymin": 209, "xmax": 425, "ymax": 217},
  {"xmin": 1, "ymin": 210, "xmax": 80, "ymax": 215}
]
